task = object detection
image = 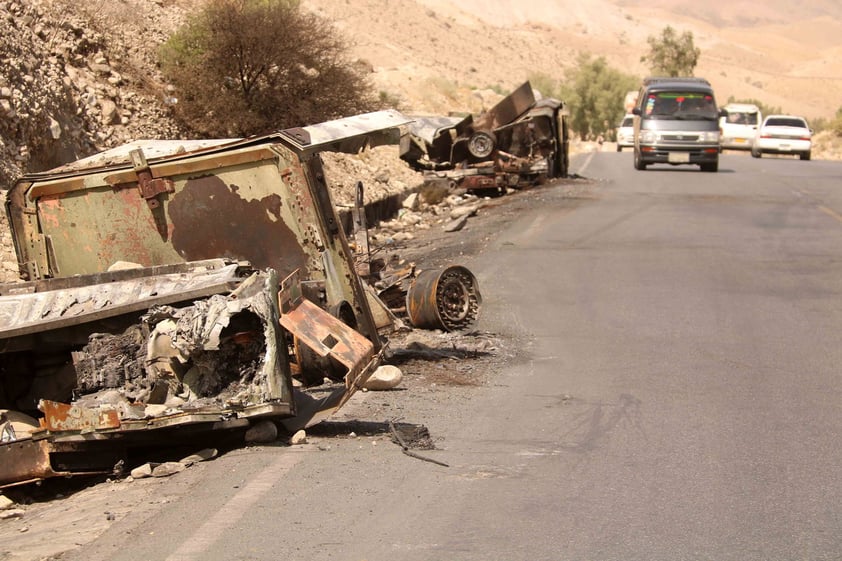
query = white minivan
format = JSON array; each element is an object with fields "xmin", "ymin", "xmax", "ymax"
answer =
[{"xmin": 719, "ymin": 103, "xmax": 761, "ymax": 151}]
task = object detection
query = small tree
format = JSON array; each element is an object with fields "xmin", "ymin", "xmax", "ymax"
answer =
[
  {"xmin": 641, "ymin": 26, "xmax": 700, "ymax": 77},
  {"xmin": 159, "ymin": 0, "xmax": 378, "ymax": 137},
  {"xmin": 555, "ymin": 54, "xmax": 639, "ymax": 140}
]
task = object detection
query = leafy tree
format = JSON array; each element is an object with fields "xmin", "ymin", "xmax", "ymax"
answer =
[
  {"xmin": 159, "ymin": 0, "xmax": 378, "ymax": 137},
  {"xmin": 641, "ymin": 26, "xmax": 700, "ymax": 77},
  {"xmin": 553, "ymin": 55, "xmax": 639, "ymax": 140}
]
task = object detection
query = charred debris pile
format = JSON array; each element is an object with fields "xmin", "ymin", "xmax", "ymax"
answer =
[
  {"xmin": 0, "ymin": 82, "xmax": 568, "ymax": 488},
  {"xmin": 0, "ymin": 110, "xmax": 489, "ymax": 489}
]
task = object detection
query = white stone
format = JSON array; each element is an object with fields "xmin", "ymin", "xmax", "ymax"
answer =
[
  {"xmin": 363, "ymin": 364, "xmax": 403, "ymax": 390},
  {"xmin": 449, "ymin": 204, "xmax": 480, "ymax": 220},
  {"xmin": 100, "ymin": 98, "xmax": 118, "ymax": 125},
  {"xmin": 0, "ymin": 495, "xmax": 15, "ymax": 510},
  {"xmin": 130, "ymin": 463, "xmax": 154, "ymax": 479},
  {"xmin": 290, "ymin": 429, "xmax": 307, "ymax": 445},
  {"xmin": 444, "ymin": 214, "xmax": 469, "ymax": 232},
  {"xmin": 151, "ymin": 462, "xmax": 186, "ymax": 477},
  {"xmin": 179, "ymin": 448, "xmax": 217, "ymax": 466},
  {"xmin": 0, "ymin": 509, "xmax": 24, "ymax": 520},
  {"xmin": 402, "ymin": 192, "xmax": 419, "ymax": 210}
]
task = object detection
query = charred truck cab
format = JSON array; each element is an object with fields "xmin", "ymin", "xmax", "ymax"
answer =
[{"xmin": 632, "ymin": 77, "xmax": 724, "ymax": 172}]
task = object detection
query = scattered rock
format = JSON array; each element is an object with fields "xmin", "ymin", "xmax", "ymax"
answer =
[
  {"xmin": 443, "ymin": 214, "xmax": 470, "ymax": 232},
  {"xmin": 0, "ymin": 494, "xmax": 16, "ymax": 510},
  {"xmin": 290, "ymin": 429, "xmax": 307, "ymax": 445},
  {"xmin": 0, "ymin": 509, "xmax": 24, "ymax": 520},
  {"xmin": 179, "ymin": 448, "xmax": 218, "ymax": 467},
  {"xmin": 449, "ymin": 203, "xmax": 481, "ymax": 220},
  {"xmin": 151, "ymin": 462, "xmax": 186, "ymax": 478},
  {"xmin": 363, "ymin": 364, "xmax": 404, "ymax": 390},
  {"xmin": 402, "ymin": 192, "xmax": 419, "ymax": 210},
  {"xmin": 130, "ymin": 463, "xmax": 155, "ymax": 479}
]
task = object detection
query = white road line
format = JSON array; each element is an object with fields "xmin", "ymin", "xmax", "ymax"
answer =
[
  {"xmin": 165, "ymin": 451, "xmax": 304, "ymax": 561},
  {"xmin": 575, "ymin": 149, "xmax": 597, "ymax": 176}
]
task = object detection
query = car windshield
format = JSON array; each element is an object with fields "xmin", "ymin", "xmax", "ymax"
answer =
[
  {"xmin": 765, "ymin": 117, "xmax": 807, "ymax": 128},
  {"xmin": 726, "ymin": 111, "xmax": 759, "ymax": 125},
  {"xmin": 621, "ymin": 117, "xmax": 633, "ymax": 127},
  {"xmin": 644, "ymin": 91, "xmax": 718, "ymax": 120}
]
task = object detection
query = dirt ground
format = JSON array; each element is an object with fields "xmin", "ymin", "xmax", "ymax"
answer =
[{"xmin": 0, "ymin": 171, "xmax": 594, "ymax": 561}]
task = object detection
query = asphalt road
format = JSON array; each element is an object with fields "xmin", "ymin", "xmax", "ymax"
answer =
[{"xmin": 62, "ymin": 151, "xmax": 842, "ymax": 561}]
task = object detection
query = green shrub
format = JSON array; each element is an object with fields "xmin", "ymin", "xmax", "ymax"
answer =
[{"xmin": 159, "ymin": 0, "xmax": 378, "ymax": 137}]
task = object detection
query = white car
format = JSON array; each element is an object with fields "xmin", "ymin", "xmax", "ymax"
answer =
[
  {"xmin": 616, "ymin": 114, "xmax": 634, "ymax": 152},
  {"xmin": 752, "ymin": 115, "xmax": 812, "ymax": 160},
  {"xmin": 719, "ymin": 103, "xmax": 761, "ymax": 151}
]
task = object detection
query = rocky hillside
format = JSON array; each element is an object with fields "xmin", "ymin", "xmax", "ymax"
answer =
[
  {"xmin": 0, "ymin": 0, "xmax": 425, "ymax": 282},
  {"xmin": 0, "ymin": 0, "xmax": 189, "ymax": 190}
]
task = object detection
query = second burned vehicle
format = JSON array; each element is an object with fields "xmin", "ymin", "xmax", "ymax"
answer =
[{"xmin": 399, "ymin": 82, "xmax": 570, "ymax": 195}]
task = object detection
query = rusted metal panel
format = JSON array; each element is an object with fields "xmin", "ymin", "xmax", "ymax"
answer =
[
  {"xmin": 0, "ymin": 438, "xmax": 65, "ymax": 487},
  {"xmin": 460, "ymin": 174, "xmax": 498, "ymax": 192},
  {"xmin": 39, "ymin": 400, "xmax": 120, "ymax": 433},
  {"xmin": 281, "ymin": 298, "xmax": 374, "ymax": 386},
  {"xmin": 473, "ymin": 81, "xmax": 536, "ymax": 131},
  {"xmin": 279, "ymin": 270, "xmax": 376, "ymax": 393}
]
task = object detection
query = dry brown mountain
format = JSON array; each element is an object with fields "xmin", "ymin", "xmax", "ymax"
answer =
[{"xmin": 304, "ymin": 0, "xmax": 842, "ymax": 119}]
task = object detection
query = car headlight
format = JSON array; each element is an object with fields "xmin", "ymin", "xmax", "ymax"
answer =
[
  {"xmin": 639, "ymin": 130, "xmax": 657, "ymax": 144},
  {"xmin": 699, "ymin": 131, "xmax": 720, "ymax": 143}
]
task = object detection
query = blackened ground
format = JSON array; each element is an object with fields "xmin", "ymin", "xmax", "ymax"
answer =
[{"xmin": 327, "ymin": 175, "xmax": 595, "ymax": 438}]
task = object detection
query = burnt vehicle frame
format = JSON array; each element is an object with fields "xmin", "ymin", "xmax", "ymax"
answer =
[
  {"xmin": 400, "ymin": 81, "xmax": 570, "ymax": 195},
  {"xmin": 0, "ymin": 111, "xmax": 480, "ymax": 487}
]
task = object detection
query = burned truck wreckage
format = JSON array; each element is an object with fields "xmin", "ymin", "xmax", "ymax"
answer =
[
  {"xmin": 0, "ymin": 111, "xmax": 482, "ymax": 487},
  {"xmin": 400, "ymin": 81, "xmax": 570, "ymax": 195}
]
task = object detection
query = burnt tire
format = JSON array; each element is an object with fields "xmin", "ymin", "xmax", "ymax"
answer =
[{"xmin": 467, "ymin": 130, "xmax": 496, "ymax": 159}]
